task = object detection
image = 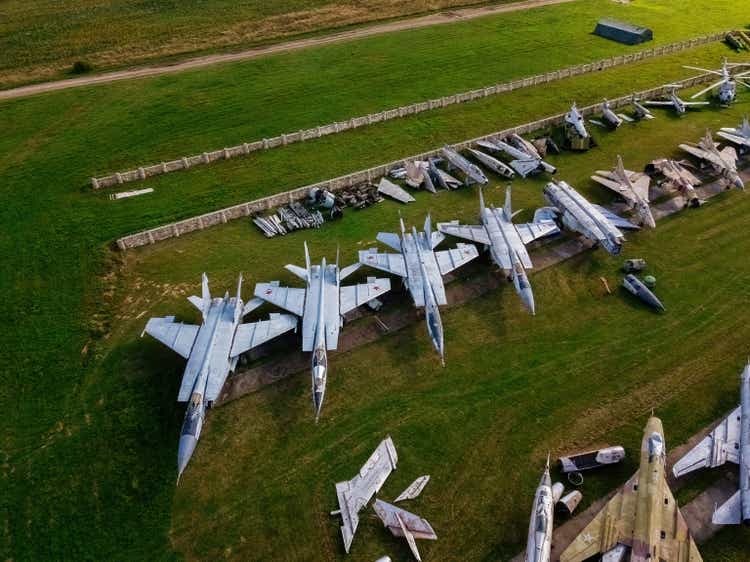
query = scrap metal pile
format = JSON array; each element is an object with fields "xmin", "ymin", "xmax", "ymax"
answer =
[{"xmin": 252, "ymin": 201, "xmax": 325, "ymax": 238}]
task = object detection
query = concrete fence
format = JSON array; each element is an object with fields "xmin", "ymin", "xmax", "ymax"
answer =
[
  {"xmin": 95, "ymin": 31, "xmax": 729, "ymax": 190},
  {"xmin": 116, "ymin": 72, "xmax": 717, "ymax": 251}
]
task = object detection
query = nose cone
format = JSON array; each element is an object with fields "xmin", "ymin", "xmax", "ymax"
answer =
[
  {"xmin": 522, "ymin": 288, "xmax": 536, "ymax": 316},
  {"xmin": 312, "ymin": 364, "xmax": 327, "ymax": 422},
  {"xmin": 177, "ymin": 434, "xmax": 198, "ymax": 483}
]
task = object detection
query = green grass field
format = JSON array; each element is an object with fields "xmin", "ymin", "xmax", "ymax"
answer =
[
  {"xmin": 1, "ymin": 0, "xmax": 748, "ymax": 89},
  {"xmin": 2, "ymin": 0, "xmax": 750, "ymax": 558}
]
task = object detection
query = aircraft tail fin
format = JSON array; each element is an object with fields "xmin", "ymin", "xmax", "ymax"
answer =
[
  {"xmin": 234, "ymin": 274, "xmax": 243, "ymax": 319},
  {"xmin": 503, "ymin": 185, "xmax": 512, "ymax": 218},
  {"xmin": 200, "ymin": 273, "xmax": 211, "ymax": 320},
  {"xmin": 615, "ymin": 155, "xmax": 627, "ymax": 178},
  {"xmin": 304, "ymin": 241, "xmax": 311, "ymax": 272},
  {"xmin": 479, "ymin": 186, "xmax": 486, "ymax": 214},
  {"xmin": 423, "ymin": 214, "xmax": 432, "ymax": 239}
]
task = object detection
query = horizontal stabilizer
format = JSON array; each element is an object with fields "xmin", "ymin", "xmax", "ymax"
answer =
[
  {"xmin": 377, "ymin": 232, "xmax": 403, "ymax": 252},
  {"xmin": 713, "ymin": 490, "xmax": 742, "ymax": 525},
  {"xmin": 359, "ymin": 249, "xmax": 407, "ymax": 277},
  {"xmin": 285, "ymin": 264, "xmax": 309, "ymax": 281},
  {"xmin": 435, "ymin": 244, "xmax": 479, "ymax": 276},
  {"xmin": 254, "ymin": 282, "xmax": 306, "ymax": 316},
  {"xmin": 243, "ymin": 296, "xmax": 265, "ymax": 316},
  {"xmin": 339, "ymin": 262, "xmax": 361, "ymax": 280}
]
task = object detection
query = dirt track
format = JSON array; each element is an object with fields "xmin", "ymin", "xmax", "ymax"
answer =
[{"xmin": 0, "ymin": 0, "xmax": 576, "ymax": 101}]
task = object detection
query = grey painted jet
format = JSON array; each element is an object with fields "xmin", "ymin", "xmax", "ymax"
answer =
[
  {"xmin": 441, "ymin": 146, "xmax": 489, "ymax": 186},
  {"xmin": 673, "ymin": 361, "xmax": 750, "ymax": 525},
  {"xmin": 142, "ymin": 274, "xmax": 297, "ymax": 481},
  {"xmin": 540, "ymin": 180, "xmax": 639, "ymax": 255},
  {"xmin": 684, "ymin": 59, "xmax": 750, "ymax": 105},
  {"xmin": 477, "ymin": 137, "xmax": 556, "ymax": 178},
  {"xmin": 644, "ymin": 85, "xmax": 709, "ymax": 115},
  {"xmin": 630, "ymin": 94, "xmax": 655, "ymax": 120},
  {"xmin": 254, "ymin": 243, "xmax": 390, "ymax": 420},
  {"xmin": 599, "ymin": 99, "xmax": 623, "ymax": 129},
  {"xmin": 591, "ymin": 155, "xmax": 656, "ymax": 228},
  {"xmin": 679, "ymin": 130, "xmax": 745, "ymax": 190},
  {"xmin": 647, "ymin": 158, "xmax": 703, "ymax": 207},
  {"xmin": 359, "ymin": 215, "xmax": 479, "ymax": 364},
  {"xmin": 466, "ymin": 147, "xmax": 515, "ymax": 178},
  {"xmin": 438, "ymin": 187, "xmax": 559, "ymax": 315},
  {"xmin": 524, "ymin": 456, "xmax": 554, "ymax": 562},
  {"xmin": 718, "ymin": 116, "xmax": 750, "ymax": 149}
]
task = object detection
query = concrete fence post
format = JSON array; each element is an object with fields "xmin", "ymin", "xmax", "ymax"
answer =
[
  {"xmin": 203, "ymin": 152, "xmax": 210, "ymax": 164},
  {"xmin": 243, "ymin": 143, "xmax": 250, "ymax": 155},
  {"xmin": 182, "ymin": 157, "xmax": 190, "ymax": 168},
  {"xmin": 138, "ymin": 167, "xmax": 146, "ymax": 180},
  {"xmin": 91, "ymin": 177, "xmax": 100, "ymax": 189},
  {"xmin": 116, "ymin": 173, "xmax": 123, "ymax": 184}
]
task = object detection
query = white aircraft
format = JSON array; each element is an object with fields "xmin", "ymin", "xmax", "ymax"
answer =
[
  {"xmin": 684, "ymin": 58, "xmax": 750, "ymax": 105},
  {"xmin": 645, "ymin": 85, "xmax": 709, "ymax": 115}
]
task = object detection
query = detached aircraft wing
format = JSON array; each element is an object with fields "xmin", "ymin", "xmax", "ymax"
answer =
[
  {"xmin": 254, "ymin": 282, "xmax": 306, "ymax": 316},
  {"xmin": 359, "ymin": 249, "xmax": 407, "ymax": 277},
  {"xmin": 340, "ymin": 277, "xmax": 391, "ymax": 315},
  {"xmin": 142, "ymin": 316, "xmax": 199, "ymax": 359},
  {"xmin": 434, "ymin": 243, "xmax": 479, "ymax": 276},
  {"xmin": 673, "ymin": 406, "xmax": 741, "ymax": 476},
  {"xmin": 230, "ymin": 313, "xmax": 298, "ymax": 357},
  {"xmin": 436, "ymin": 221, "xmax": 490, "ymax": 245},
  {"xmin": 515, "ymin": 220, "xmax": 560, "ymax": 245}
]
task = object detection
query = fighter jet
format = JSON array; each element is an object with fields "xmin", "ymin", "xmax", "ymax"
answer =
[
  {"xmin": 684, "ymin": 59, "xmax": 750, "ymax": 105},
  {"xmin": 438, "ymin": 186, "xmax": 559, "ymax": 315},
  {"xmin": 466, "ymin": 147, "xmax": 515, "ymax": 178},
  {"xmin": 254, "ymin": 243, "xmax": 390, "ymax": 420},
  {"xmin": 599, "ymin": 99, "xmax": 623, "ymax": 129},
  {"xmin": 647, "ymin": 159, "xmax": 703, "ymax": 207},
  {"xmin": 644, "ymin": 85, "xmax": 709, "ymax": 115},
  {"xmin": 562, "ymin": 103, "xmax": 594, "ymax": 151},
  {"xmin": 673, "ymin": 361, "xmax": 750, "ymax": 525},
  {"xmin": 559, "ymin": 416, "xmax": 703, "ymax": 562},
  {"xmin": 477, "ymin": 136, "xmax": 557, "ymax": 178},
  {"xmin": 591, "ymin": 156, "xmax": 655, "ymax": 228},
  {"xmin": 679, "ymin": 130, "xmax": 744, "ymax": 190},
  {"xmin": 539, "ymin": 181, "xmax": 639, "ymax": 256},
  {"xmin": 524, "ymin": 456, "xmax": 554, "ymax": 562},
  {"xmin": 630, "ymin": 94, "xmax": 655, "ymax": 120},
  {"xmin": 441, "ymin": 146, "xmax": 489, "ymax": 186},
  {"xmin": 142, "ymin": 274, "xmax": 298, "ymax": 481},
  {"xmin": 717, "ymin": 116, "xmax": 750, "ymax": 149},
  {"xmin": 359, "ymin": 215, "xmax": 479, "ymax": 364}
]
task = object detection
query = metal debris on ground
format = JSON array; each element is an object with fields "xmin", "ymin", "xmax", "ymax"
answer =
[
  {"xmin": 559, "ymin": 446, "xmax": 626, "ymax": 473},
  {"xmin": 252, "ymin": 202, "xmax": 325, "ymax": 238},
  {"xmin": 109, "ymin": 187, "xmax": 154, "ymax": 200},
  {"xmin": 556, "ymin": 491, "xmax": 583, "ymax": 516},
  {"xmin": 377, "ymin": 177, "xmax": 416, "ymax": 203},
  {"xmin": 622, "ymin": 258, "xmax": 647, "ymax": 273},
  {"xmin": 394, "ymin": 475, "xmax": 430, "ymax": 503}
]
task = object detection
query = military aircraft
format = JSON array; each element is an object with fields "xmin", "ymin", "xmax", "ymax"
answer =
[
  {"xmin": 466, "ymin": 147, "xmax": 515, "ymax": 178},
  {"xmin": 622, "ymin": 274, "xmax": 665, "ymax": 312},
  {"xmin": 673, "ymin": 361, "xmax": 750, "ymax": 525},
  {"xmin": 524, "ymin": 456, "xmax": 554, "ymax": 562},
  {"xmin": 678, "ymin": 130, "xmax": 744, "ymax": 190},
  {"xmin": 644, "ymin": 85, "xmax": 709, "ymax": 115},
  {"xmin": 591, "ymin": 155, "xmax": 655, "ymax": 228},
  {"xmin": 254, "ymin": 243, "xmax": 390, "ymax": 420},
  {"xmin": 438, "ymin": 186, "xmax": 559, "ymax": 315},
  {"xmin": 684, "ymin": 59, "xmax": 750, "ymax": 105},
  {"xmin": 373, "ymin": 500, "xmax": 437, "ymax": 562},
  {"xmin": 559, "ymin": 416, "xmax": 702, "ymax": 562},
  {"xmin": 717, "ymin": 116, "xmax": 750, "ymax": 149},
  {"xmin": 142, "ymin": 274, "xmax": 298, "ymax": 481},
  {"xmin": 646, "ymin": 159, "xmax": 703, "ymax": 207},
  {"xmin": 599, "ymin": 99, "xmax": 623, "ymax": 129},
  {"xmin": 440, "ymin": 146, "xmax": 489, "ymax": 186},
  {"xmin": 477, "ymin": 136, "xmax": 557, "ymax": 178},
  {"xmin": 539, "ymin": 180, "xmax": 639, "ymax": 256},
  {"xmin": 562, "ymin": 102, "xmax": 594, "ymax": 151},
  {"xmin": 630, "ymin": 94, "xmax": 655, "ymax": 120},
  {"xmin": 359, "ymin": 215, "xmax": 479, "ymax": 364}
]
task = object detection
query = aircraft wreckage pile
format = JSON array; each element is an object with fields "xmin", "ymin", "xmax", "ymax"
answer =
[{"xmin": 140, "ymin": 58, "xmax": 750, "ymax": 560}]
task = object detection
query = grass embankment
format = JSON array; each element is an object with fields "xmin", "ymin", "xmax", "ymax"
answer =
[
  {"xmin": 1, "ymin": 0, "xmax": 747, "ymax": 89},
  {"xmin": 1, "ymin": 25, "xmax": 749, "ymax": 560}
]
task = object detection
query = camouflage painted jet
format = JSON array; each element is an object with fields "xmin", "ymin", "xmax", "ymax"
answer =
[
  {"xmin": 359, "ymin": 215, "xmax": 478, "ymax": 364},
  {"xmin": 560, "ymin": 416, "xmax": 702, "ymax": 562},
  {"xmin": 142, "ymin": 274, "xmax": 297, "ymax": 481},
  {"xmin": 438, "ymin": 186, "xmax": 559, "ymax": 315},
  {"xmin": 254, "ymin": 243, "xmax": 390, "ymax": 420}
]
